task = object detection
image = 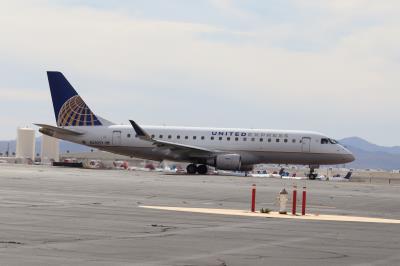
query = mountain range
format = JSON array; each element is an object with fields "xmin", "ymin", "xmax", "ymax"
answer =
[
  {"xmin": 339, "ymin": 137, "xmax": 400, "ymax": 170},
  {"xmin": 1, "ymin": 136, "xmax": 399, "ymax": 170},
  {"xmin": 340, "ymin": 137, "xmax": 400, "ymax": 155}
]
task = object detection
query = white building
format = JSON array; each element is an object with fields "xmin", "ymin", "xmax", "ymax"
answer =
[
  {"xmin": 16, "ymin": 127, "xmax": 35, "ymax": 161},
  {"xmin": 41, "ymin": 134, "xmax": 59, "ymax": 163}
]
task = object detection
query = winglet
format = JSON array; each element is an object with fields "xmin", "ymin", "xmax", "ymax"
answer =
[
  {"xmin": 129, "ymin": 120, "xmax": 152, "ymax": 140},
  {"xmin": 128, "ymin": 120, "xmax": 214, "ymax": 153}
]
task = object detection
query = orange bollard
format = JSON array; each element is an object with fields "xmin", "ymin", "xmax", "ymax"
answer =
[
  {"xmin": 302, "ymin": 186, "xmax": 306, "ymax": 215},
  {"xmin": 292, "ymin": 185, "xmax": 297, "ymax": 215},
  {"xmin": 251, "ymin": 184, "xmax": 256, "ymax": 212}
]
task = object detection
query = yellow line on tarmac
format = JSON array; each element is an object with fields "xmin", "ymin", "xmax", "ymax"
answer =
[{"xmin": 140, "ymin": 205, "xmax": 400, "ymax": 224}]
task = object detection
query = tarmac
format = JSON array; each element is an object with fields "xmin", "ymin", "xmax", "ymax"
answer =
[{"xmin": 1, "ymin": 164, "xmax": 400, "ymax": 265}]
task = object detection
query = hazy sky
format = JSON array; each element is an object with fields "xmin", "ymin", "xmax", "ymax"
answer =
[{"xmin": 0, "ymin": 0, "xmax": 399, "ymax": 146}]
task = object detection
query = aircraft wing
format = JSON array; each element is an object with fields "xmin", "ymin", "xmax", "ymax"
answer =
[
  {"xmin": 129, "ymin": 120, "xmax": 217, "ymax": 158},
  {"xmin": 151, "ymin": 139, "xmax": 214, "ymax": 153}
]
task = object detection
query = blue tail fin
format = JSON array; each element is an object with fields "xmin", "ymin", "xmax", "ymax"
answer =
[{"xmin": 47, "ymin": 71, "xmax": 103, "ymax": 126}]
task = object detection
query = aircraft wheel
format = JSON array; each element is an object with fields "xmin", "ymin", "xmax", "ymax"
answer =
[
  {"xmin": 197, "ymin": 164, "xmax": 208, "ymax": 175},
  {"xmin": 186, "ymin": 164, "xmax": 197, "ymax": 174}
]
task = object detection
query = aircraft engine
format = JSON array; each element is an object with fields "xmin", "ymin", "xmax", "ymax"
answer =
[{"xmin": 214, "ymin": 154, "xmax": 242, "ymax": 171}]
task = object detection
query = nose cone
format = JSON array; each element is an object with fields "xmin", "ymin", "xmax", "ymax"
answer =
[
  {"xmin": 342, "ymin": 146, "xmax": 355, "ymax": 163},
  {"xmin": 344, "ymin": 152, "xmax": 355, "ymax": 163}
]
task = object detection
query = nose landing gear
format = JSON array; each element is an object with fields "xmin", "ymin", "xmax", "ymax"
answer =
[{"xmin": 308, "ymin": 165, "xmax": 319, "ymax": 180}]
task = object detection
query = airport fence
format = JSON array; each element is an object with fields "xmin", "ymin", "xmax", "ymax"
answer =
[{"xmin": 351, "ymin": 175, "xmax": 400, "ymax": 185}]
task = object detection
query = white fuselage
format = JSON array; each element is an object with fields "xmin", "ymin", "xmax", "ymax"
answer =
[{"xmin": 54, "ymin": 125, "xmax": 355, "ymax": 167}]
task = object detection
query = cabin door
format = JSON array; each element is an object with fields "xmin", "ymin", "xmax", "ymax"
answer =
[
  {"xmin": 112, "ymin": 131, "xmax": 122, "ymax": 146},
  {"xmin": 301, "ymin": 137, "xmax": 311, "ymax": 152}
]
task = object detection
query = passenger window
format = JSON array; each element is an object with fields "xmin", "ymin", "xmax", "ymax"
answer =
[
  {"xmin": 284, "ymin": 139, "xmax": 288, "ymax": 143},
  {"xmin": 127, "ymin": 134, "xmax": 131, "ymax": 138},
  {"xmin": 292, "ymin": 139, "xmax": 296, "ymax": 143},
  {"xmin": 211, "ymin": 136, "xmax": 214, "ymax": 140},
  {"xmin": 227, "ymin": 137, "xmax": 231, "ymax": 141},
  {"xmin": 235, "ymin": 137, "xmax": 239, "ymax": 141},
  {"xmin": 168, "ymin": 135, "xmax": 172, "ymax": 139},
  {"xmin": 251, "ymin": 138, "xmax": 255, "ymax": 141},
  {"xmin": 177, "ymin": 135, "xmax": 180, "ymax": 139},
  {"xmin": 276, "ymin": 139, "xmax": 280, "ymax": 143},
  {"xmin": 193, "ymin": 136, "xmax": 196, "ymax": 140},
  {"xmin": 219, "ymin": 137, "xmax": 223, "ymax": 140},
  {"xmin": 243, "ymin": 137, "xmax": 247, "ymax": 141},
  {"xmin": 151, "ymin": 134, "xmax": 155, "ymax": 138},
  {"xmin": 260, "ymin": 138, "xmax": 263, "ymax": 142},
  {"xmin": 201, "ymin": 136, "xmax": 205, "ymax": 140},
  {"xmin": 268, "ymin": 138, "xmax": 271, "ymax": 142},
  {"xmin": 185, "ymin": 136, "xmax": 188, "ymax": 139},
  {"xmin": 159, "ymin": 135, "xmax": 163, "ymax": 139}
]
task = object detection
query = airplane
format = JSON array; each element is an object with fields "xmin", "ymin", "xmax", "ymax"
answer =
[
  {"xmin": 36, "ymin": 71, "xmax": 355, "ymax": 176},
  {"xmin": 317, "ymin": 171, "xmax": 353, "ymax": 181}
]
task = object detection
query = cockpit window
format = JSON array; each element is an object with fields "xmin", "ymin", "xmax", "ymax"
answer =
[
  {"xmin": 322, "ymin": 138, "xmax": 338, "ymax": 144},
  {"xmin": 321, "ymin": 138, "xmax": 329, "ymax": 144}
]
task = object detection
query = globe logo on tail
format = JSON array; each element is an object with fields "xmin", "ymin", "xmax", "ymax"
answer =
[{"xmin": 57, "ymin": 95, "xmax": 102, "ymax": 126}]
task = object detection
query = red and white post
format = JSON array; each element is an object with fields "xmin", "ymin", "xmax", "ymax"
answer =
[
  {"xmin": 251, "ymin": 184, "xmax": 256, "ymax": 212},
  {"xmin": 302, "ymin": 186, "xmax": 307, "ymax": 216},
  {"xmin": 292, "ymin": 185, "xmax": 297, "ymax": 215}
]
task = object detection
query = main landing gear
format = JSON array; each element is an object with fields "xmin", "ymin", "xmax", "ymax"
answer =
[{"xmin": 186, "ymin": 164, "xmax": 208, "ymax": 175}]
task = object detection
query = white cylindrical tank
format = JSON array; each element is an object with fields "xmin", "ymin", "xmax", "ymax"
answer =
[
  {"xmin": 278, "ymin": 188, "xmax": 288, "ymax": 214},
  {"xmin": 16, "ymin": 127, "xmax": 36, "ymax": 160},
  {"xmin": 41, "ymin": 134, "xmax": 59, "ymax": 163}
]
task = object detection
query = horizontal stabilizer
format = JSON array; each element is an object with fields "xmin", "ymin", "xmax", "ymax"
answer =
[{"xmin": 34, "ymin": 123, "xmax": 85, "ymax": 136}]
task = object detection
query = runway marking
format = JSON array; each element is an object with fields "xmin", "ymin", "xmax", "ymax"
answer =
[{"xmin": 140, "ymin": 205, "xmax": 400, "ymax": 224}]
